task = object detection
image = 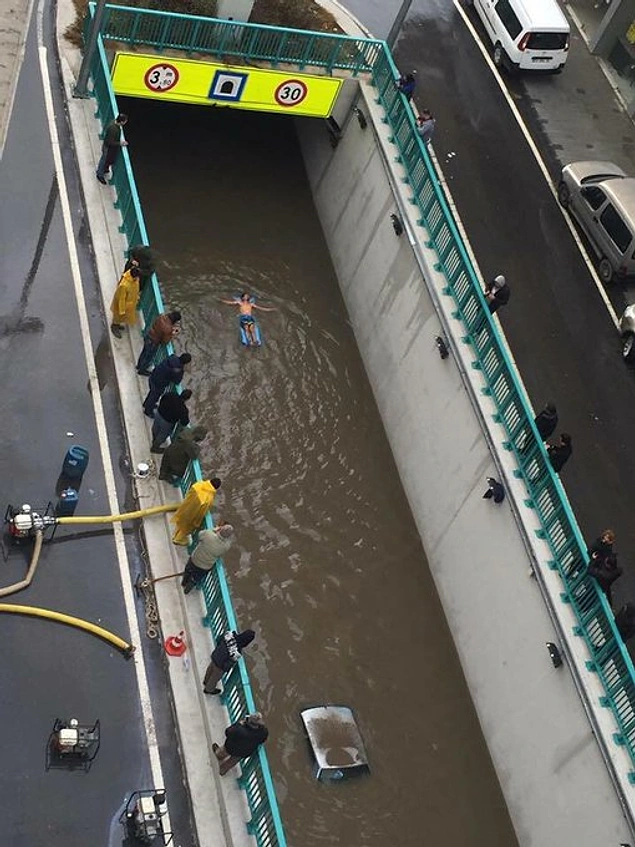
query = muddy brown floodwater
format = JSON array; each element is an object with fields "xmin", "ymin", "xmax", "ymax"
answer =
[{"xmin": 124, "ymin": 98, "xmax": 518, "ymax": 847}]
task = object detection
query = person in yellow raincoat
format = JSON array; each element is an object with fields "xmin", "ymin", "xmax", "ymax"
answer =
[
  {"xmin": 110, "ymin": 265, "xmax": 141, "ymax": 338},
  {"xmin": 172, "ymin": 478, "xmax": 222, "ymax": 545}
]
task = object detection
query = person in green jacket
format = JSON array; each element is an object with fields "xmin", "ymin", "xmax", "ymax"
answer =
[{"xmin": 159, "ymin": 426, "xmax": 208, "ymax": 485}]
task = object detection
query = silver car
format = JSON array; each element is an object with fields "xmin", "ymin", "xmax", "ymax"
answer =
[
  {"xmin": 557, "ymin": 161, "xmax": 635, "ymax": 283},
  {"xmin": 620, "ymin": 304, "xmax": 635, "ymax": 363}
]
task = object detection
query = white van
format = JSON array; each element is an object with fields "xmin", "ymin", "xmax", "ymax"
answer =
[{"xmin": 469, "ymin": 0, "xmax": 570, "ymax": 73}]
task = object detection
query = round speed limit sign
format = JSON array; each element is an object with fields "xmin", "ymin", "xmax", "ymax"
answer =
[
  {"xmin": 144, "ymin": 63, "xmax": 180, "ymax": 93},
  {"xmin": 274, "ymin": 79, "xmax": 308, "ymax": 108}
]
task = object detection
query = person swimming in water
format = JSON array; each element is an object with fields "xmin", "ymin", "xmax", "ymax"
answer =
[{"xmin": 220, "ymin": 293, "xmax": 276, "ymax": 346}]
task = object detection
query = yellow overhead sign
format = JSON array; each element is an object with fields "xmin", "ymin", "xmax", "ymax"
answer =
[{"xmin": 110, "ymin": 52, "xmax": 342, "ymax": 118}]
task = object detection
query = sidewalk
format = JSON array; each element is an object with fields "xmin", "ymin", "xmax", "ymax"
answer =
[{"xmin": 52, "ymin": 5, "xmax": 260, "ymax": 846}]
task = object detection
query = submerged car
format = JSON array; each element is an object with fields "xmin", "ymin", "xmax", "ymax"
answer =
[
  {"xmin": 620, "ymin": 304, "xmax": 635, "ymax": 363},
  {"xmin": 300, "ymin": 705, "xmax": 369, "ymax": 782},
  {"xmin": 557, "ymin": 161, "xmax": 635, "ymax": 283}
]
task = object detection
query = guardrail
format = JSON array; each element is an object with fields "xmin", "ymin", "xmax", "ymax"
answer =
[
  {"xmin": 98, "ymin": 3, "xmax": 382, "ymax": 73},
  {"xmin": 86, "ymin": 13, "xmax": 288, "ymax": 846},
  {"xmin": 86, "ymin": 0, "xmax": 635, "ymax": 795}
]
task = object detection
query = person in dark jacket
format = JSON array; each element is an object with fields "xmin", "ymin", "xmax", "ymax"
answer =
[
  {"xmin": 484, "ymin": 274, "xmax": 510, "ymax": 315},
  {"xmin": 203, "ymin": 628, "xmax": 255, "ymax": 695},
  {"xmin": 396, "ymin": 71, "xmax": 416, "ymax": 101},
  {"xmin": 547, "ymin": 432, "xmax": 572, "ymax": 473},
  {"xmin": 137, "ymin": 310, "xmax": 181, "ymax": 375},
  {"xmin": 151, "ymin": 389, "xmax": 192, "ymax": 453},
  {"xmin": 142, "ymin": 352, "xmax": 191, "ymax": 417},
  {"xmin": 125, "ymin": 244, "xmax": 156, "ymax": 292},
  {"xmin": 615, "ymin": 602, "xmax": 635, "ymax": 642},
  {"xmin": 587, "ymin": 529, "xmax": 616, "ymax": 564},
  {"xmin": 534, "ymin": 402, "xmax": 558, "ymax": 441},
  {"xmin": 213, "ymin": 712, "xmax": 268, "ymax": 776},
  {"xmin": 588, "ymin": 553, "xmax": 622, "ymax": 607},
  {"xmin": 96, "ymin": 113, "xmax": 128, "ymax": 184},
  {"xmin": 159, "ymin": 425, "xmax": 207, "ymax": 484}
]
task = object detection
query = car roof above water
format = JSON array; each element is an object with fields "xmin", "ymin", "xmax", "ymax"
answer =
[{"xmin": 300, "ymin": 705, "xmax": 369, "ymax": 773}]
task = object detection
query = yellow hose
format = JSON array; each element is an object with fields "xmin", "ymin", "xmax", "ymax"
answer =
[
  {"xmin": 57, "ymin": 503, "xmax": 178, "ymax": 524},
  {"xmin": 0, "ymin": 529, "xmax": 43, "ymax": 598},
  {"xmin": 0, "ymin": 603, "xmax": 135, "ymax": 657}
]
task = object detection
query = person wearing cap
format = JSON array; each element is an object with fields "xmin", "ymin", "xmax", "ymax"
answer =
[
  {"xmin": 396, "ymin": 71, "xmax": 417, "ymax": 102},
  {"xmin": 213, "ymin": 713, "xmax": 268, "ymax": 776},
  {"xmin": 110, "ymin": 265, "xmax": 141, "ymax": 338},
  {"xmin": 484, "ymin": 274, "xmax": 510, "ymax": 315},
  {"xmin": 137, "ymin": 310, "xmax": 182, "ymax": 376},
  {"xmin": 203, "ymin": 628, "xmax": 255, "ymax": 695},
  {"xmin": 142, "ymin": 352, "xmax": 192, "ymax": 417},
  {"xmin": 181, "ymin": 521, "xmax": 235, "ymax": 593}
]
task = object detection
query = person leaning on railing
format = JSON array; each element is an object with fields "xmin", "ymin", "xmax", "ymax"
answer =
[
  {"xmin": 181, "ymin": 521, "xmax": 234, "ymax": 594},
  {"xmin": 213, "ymin": 713, "xmax": 269, "ymax": 777},
  {"xmin": 136, "ymin": 310, "xmax": 181, "ymax": 376}
]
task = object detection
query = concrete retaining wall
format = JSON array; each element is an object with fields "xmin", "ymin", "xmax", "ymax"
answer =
[{"xmin": 295, "ymin": 83, "xmax": 634, "ymax": 847}]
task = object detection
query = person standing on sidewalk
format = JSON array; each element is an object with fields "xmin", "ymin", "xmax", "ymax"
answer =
[
  {"xmin": 484, "ymin": 274, "xmax": 510, "ymax": 315},
  {"xmin": 181, "ymin": 522, "xmax": 235, "ymax": 593},
  {"xmin": 396, "ymin": 71, "xmax": 416, "ymax": 102},
  {"xmin": 416, "ymin": 109, "xmax": 436, "ymax": 145},
  {"xmin": 547, "ymin": 432, "xmax": 572, "ymax": 473},
  {"xmin": 96, "ymin": 113, "xmax": 128, "ymax": 184},
  {"xmin": 142, "ymin": 352, "xmax": 191, "ymax": 417},
  {"xmin": 137, "ymin": 311, "xmax": 182, "ymax": 376},
  {"xmin": 159, "ymin": 425, "xmax": 208, "ymax": 485},
  {"xmin": 151, "ymin": 389, "xmax": 192, "ymax": 453},
  {"xmin": 213, "ymin": 713, "xmax": 268, "ymax": 776},
  {"xmin": 110, "ymin": 265, "xmax": 140, "ymax": 338},
  {"xmin": 203, "ymin": 628, "xmax": 255, "ymax": 695},
  {"xmin": 171, "ymin": 478, "xmax": 222, "ymax": 545},
  {"xmin": 534, "ymin": 402, "xmax": 558, "ymax": 441}
]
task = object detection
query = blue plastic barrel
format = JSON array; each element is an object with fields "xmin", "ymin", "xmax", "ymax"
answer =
[
  {"xmin": 56, "ymin": 488, "xmax": 79, "ymax": 517},
  {"xmin": 62, "ymin": 445, "xmax": 90, "ymax": 480}
]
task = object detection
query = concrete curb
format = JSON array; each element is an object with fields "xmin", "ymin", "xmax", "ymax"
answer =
[{"xmin": 55, "ymin": 23, "xmax": 256, "ymax": 847}]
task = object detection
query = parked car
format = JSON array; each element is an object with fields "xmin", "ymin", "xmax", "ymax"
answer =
[
  {"xmin": 557, "ymin": 161, "xmax": 635, "ymax": 283},
  {"xmin": 620, "ymin": 304, "xmax": 635, "ymax": 362},
  {"xmin": 468, "ymin": 0, "xmax": 570, "ymax": 73}
]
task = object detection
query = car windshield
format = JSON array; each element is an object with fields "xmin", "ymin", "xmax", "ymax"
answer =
[{"xmin": 526, "ymin": 32, "xmax": 568, "ymax": 50}]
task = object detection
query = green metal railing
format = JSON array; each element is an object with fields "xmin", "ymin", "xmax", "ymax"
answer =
[
  {"xmin": 87, "ymin": 16, "xmax": 288, "ymax": 846},
  {"xmin": 99, "ymin": 3, "xmax": 382, "ymax": 73},
  {"xmin": 87, "ymin": 3, "xmax": 635, "ymax": 790}
]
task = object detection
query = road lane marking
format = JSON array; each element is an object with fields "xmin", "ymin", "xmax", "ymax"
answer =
[
  {"xmin": 452, "ymin": 0, "xmax": 621, "ymax": 330},
  {"xmin": 35, "ymin": 0, "xmax": 170, "ymax": 813}
]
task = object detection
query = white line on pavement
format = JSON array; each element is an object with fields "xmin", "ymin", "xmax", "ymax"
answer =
[
  {"xmin": 453, "ymin": 0, "xmax": 621, "ymax": 330},
  {"xmin": 35, "ymin": 0, "xmax": 169, "ymax": 808}
]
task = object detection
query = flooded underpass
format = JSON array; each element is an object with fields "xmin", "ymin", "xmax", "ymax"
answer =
[{"xmin": 124, "ymin": 97, "xmax": 518, "ymax": 847}]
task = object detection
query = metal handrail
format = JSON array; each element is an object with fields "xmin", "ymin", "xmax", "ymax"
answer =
[{"xmin": 86, "ymin": 0, "xmax": 635, "ymax": 799}]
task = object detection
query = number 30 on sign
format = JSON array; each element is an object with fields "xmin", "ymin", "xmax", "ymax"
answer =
[
  {"xmin": 144, "ymin": 64, "xmax": 180, "ymax": 92},
  {"xmin": 274, "ymin": 79, "xmax": 308, "ymax": 107}
]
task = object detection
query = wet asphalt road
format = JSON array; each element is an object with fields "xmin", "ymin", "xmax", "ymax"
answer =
[
  {"xmin": 0, "ymin": 3, "xmax": 193, "ymax": 845},
  {"xmin": 389, "ymin": 0, "xmax": 635, "ymax": 608}
]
